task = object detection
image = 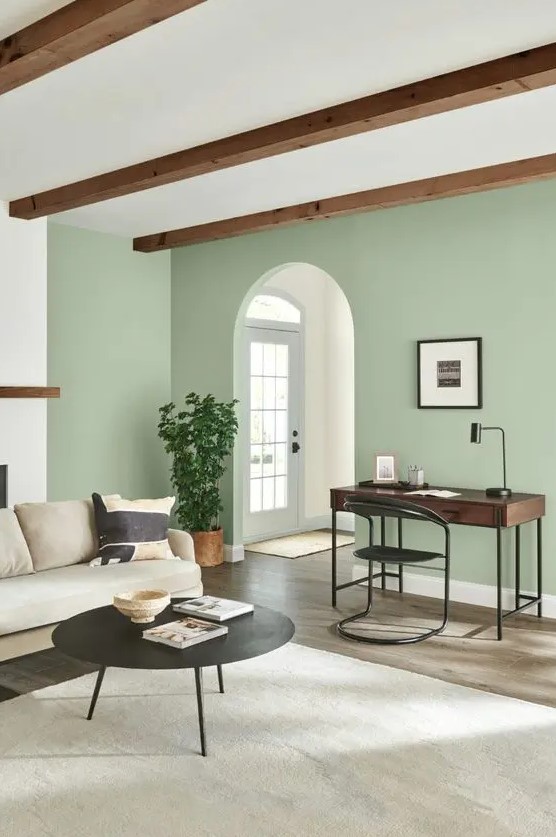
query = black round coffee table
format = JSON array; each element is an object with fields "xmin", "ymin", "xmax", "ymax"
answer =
[{"xmin": 53, "ymin": 600, "xmax": 294, "ymax": 756}]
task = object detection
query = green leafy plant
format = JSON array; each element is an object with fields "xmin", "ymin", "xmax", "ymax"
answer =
[{"xmin": 158, "ymin": 393, "xmax": 239, "ymax": 532}]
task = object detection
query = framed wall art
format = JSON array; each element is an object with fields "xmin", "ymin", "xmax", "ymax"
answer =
[{"xmin": 417, "ymin": 337, "xmax": 482, "ymax": 409}]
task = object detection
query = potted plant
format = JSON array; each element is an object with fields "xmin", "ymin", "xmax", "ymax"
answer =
[{"xmin": 158, "ymin": 393, "xmax": 238, "ymax": 567}]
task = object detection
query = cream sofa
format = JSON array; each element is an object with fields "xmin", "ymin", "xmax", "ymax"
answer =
[{"xmin": 0, "ymin": 498, "xmax": 202, "ymax": 660}]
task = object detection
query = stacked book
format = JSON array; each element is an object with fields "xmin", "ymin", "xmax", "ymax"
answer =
[
  {"xmin": 143, "ymin": 596, "xmax": 253, "ymax": 649},
  {"xmin": 172, "ymin": 596, "xmax": 254, "ymax": 622},
  {"xmin": 143, "ymin": 617, "xmax": 227, "ymax": 649}
]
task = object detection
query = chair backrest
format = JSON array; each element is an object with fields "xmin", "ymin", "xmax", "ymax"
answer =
[{"xmin": 344, "ymin": 494, "xmax": 449, "ymax": 531}]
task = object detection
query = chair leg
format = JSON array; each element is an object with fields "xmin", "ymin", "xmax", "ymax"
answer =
[
  {"xmin": 337, "ymin": 557, "xmax": 450, "ymax": 646},
  {"xmin": 441, "ymin": 554, "xmax": 450, "ymax": 630}
]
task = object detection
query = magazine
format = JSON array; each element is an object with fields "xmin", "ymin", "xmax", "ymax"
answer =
[
  {"xmin": 173, "ymin": 595, "xmax": 254, "ymax": 622},
  {"xmin": 143, "ymin": 617, "xmax": 228, "ymax": 649},
  {"xmin": 404, "ymin": 489, "xmax": 461, "ymax": 498}
]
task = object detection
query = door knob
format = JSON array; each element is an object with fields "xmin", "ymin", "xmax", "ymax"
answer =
[{"xmin": 292, "ymin": 441, "xmax": 300, "ymax": 454}]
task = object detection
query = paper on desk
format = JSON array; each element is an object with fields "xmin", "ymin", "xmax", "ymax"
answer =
[{"xmin": 404, "ymin": 489, "xmax": 461, "ymax": 498}]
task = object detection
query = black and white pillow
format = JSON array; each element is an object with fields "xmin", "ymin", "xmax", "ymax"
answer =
[{"xmin": 90, "ymin": 493, "xmax": 176, "ymax": 566}]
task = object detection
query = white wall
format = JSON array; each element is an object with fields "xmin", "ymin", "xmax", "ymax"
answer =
[
  {"xmin": 324, "ymin": 276, "xmax": 355, "ymax": 500},
  {"xmin": 0, "ymin": 203, "xmax": 47, "ymax": 505},
  {"xmin": 267, "ymin": 264, "xmax": 354, "ymax": 526}
]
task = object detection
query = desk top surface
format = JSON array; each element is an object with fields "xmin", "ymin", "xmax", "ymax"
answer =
[{"xmin": 331, "ymin": 485, "xmax": 545, "ymax": 506}]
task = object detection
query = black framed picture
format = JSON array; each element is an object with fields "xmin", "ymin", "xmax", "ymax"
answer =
[{"xmin": 417, "ymin": 337, "xmax": 482, "ymax": 409}]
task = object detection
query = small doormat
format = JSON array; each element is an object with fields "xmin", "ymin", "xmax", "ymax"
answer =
[{"xmin": 247, "ymin": 529, "xmax": 354, "ymax": 559}]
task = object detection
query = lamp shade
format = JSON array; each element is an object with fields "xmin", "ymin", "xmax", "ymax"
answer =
[{"xmin": 470, "ymin": 422, "xmax": 482, "ymax": 444}]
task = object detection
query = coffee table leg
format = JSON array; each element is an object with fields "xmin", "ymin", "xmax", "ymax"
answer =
[
  {"xmin": 87, "ymin": 666, "xmax": 106, "ymax": 720},
  {"xmin": 217, "ymin": 665, "xmax": 224, "ymax": 694},
  {"xmin": 194, "ymin": 667, "xmax": 207, "ymax": 756}
]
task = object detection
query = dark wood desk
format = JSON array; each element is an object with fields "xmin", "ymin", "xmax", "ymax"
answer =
[{"xmin": 330, "ymin": 485, "xmax": 545, "ymax": 640}]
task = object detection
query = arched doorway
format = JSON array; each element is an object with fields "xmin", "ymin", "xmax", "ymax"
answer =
[{"xmin": 234, "ymin": 263, "xmax": 355, "ymax": 547}]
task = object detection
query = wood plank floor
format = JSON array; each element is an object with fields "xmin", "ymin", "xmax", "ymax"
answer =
[
  {"xmin": 204, "ymin": 547, "xmax": 556, "ymax": 708},
  {"xmin": 1, "ymin": 546, "xmax": 555, "ymax": 707}
]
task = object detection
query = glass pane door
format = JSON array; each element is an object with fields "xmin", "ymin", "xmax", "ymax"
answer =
[{"xmin": 244, "ymin": 328, "xmax": 300, "ymax": 539}]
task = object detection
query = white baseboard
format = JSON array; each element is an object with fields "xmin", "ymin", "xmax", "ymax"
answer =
[
  {"xmin": 351, "ymin": 566, "xmax": 554, "ymax": 618},
  {"xmin": 224, "ymin": 544, "xmax": 245, "ymax": 563}
]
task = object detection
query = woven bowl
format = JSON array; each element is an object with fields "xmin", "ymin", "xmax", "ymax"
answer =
[{"xmin": 113, "ymin": 589, "xmax": 171, "ymax": 624}]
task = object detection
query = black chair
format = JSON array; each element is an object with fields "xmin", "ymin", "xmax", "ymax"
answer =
[{"xmin": 336, "ymin": 495, "xmax": 450, "ymax": 645}]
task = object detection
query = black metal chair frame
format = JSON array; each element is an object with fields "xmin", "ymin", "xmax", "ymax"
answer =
[{"xmin": 336, "ymin": 495, "xmax": 451, "ymax": 645}]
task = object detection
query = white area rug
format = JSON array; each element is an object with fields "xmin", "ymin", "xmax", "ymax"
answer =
[
  {"xmin": 248, "ymin": 529, "xmax": 354, "ymax": 557},
  {"xmin": 1, "ymin": 643, "xmax": 556, "ymax": 837}
]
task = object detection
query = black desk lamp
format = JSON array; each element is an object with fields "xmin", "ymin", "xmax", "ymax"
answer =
[{"xmin": 470, "ymin": 422, "xmax": 512, "ymax": 498}]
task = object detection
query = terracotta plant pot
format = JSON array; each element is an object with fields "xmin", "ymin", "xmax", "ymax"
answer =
[{"xmin": 192, "ymin": 528, "xmax": 224, "ymax": 567}]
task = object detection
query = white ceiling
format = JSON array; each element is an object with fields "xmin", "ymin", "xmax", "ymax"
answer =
[
  {"xmin": 2, "ymin": 0, "xmax": 556, "ymax": 238},
  {"xmin": 0, "ymin": 1, "xmax": 71, "ymax": 38},
  {"xmin": 54, "ymin": 87, "xmax": 556, "ymax": 237}
]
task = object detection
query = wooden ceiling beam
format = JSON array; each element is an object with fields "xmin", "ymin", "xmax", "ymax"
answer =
[
  {"xmin": 0, "ymin": 0, "xmax": 205, "ymax": 97},
  {"xmin": 133, "ymin": 152, "xmax": 556, "ymax": 251},
  {"xmin": 10, "ymin": 41, "xmax": 556, "ymax": 220}
]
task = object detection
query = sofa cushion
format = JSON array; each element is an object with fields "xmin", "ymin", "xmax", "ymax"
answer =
[
  {"xmin": 0, "ymin": 509, "xmax": 34, "ymax": 579},
  {"xmin": 168, "ymin": 528, "xmax": 195, "ymax": 562},
  {"xmin": 90, "ymin": 493, "xmax": 176, "ymax": 566},
  {"xmin": 14, "ymin": 498, "xmax": 101, "ymax": 571},
  {"xmin": 0, "ymin": 558, "xmax": 202, "ymax": 636}
]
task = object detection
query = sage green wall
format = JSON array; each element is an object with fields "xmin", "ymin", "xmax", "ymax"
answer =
[
  {"xmin": 172, "ymin": 179, "xmax": 556, "ymax": 593},
  {"xmin": 48, "ymin": 224, "xmax": 171, "ymax": 501}
]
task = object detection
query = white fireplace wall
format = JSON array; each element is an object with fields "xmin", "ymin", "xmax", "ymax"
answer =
[{"xmin": 0, "ymin": 203, "xmax": 47, "ymax": 505}]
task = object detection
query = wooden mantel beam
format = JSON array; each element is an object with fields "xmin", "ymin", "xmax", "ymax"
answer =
[
  {"xmin": 133, "ymin": 152, "xmax": 556, "ymax": 251},
  {"xmin": 10, "ymin": 41, "xmax": 556, "ymax": 219},
  {"xmin": 0, "ymin": 0, "xmax": 205, "ymax": 97},
  {"xmin": 0, "ymin": 387, "xmax": 60, "ymax": 398}
]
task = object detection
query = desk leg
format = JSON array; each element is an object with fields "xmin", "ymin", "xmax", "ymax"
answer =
[
  {"xmin": 397, "ymin": 519, "xmax": 404, "ymax": 594},
  {"xmin": 537, "ymin": 518, "xmax": 543, "ymax": 618},
  {"xmin": 380, "ymin": 516, "xmax": 386, "ymax": 590},
  {"xmin": 496, "ymin": 525, "xmax": 503, "ymax": 641},
  {"xmin": 331, "ymin": 507, "xmax": 337, "ymax": 607},
  {"xmin": 515, "ymin": 525, "xmax": 521, "ymax": 611}
]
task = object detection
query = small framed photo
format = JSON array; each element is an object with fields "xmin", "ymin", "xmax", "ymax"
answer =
[
  {"xmin": 417, "ymin": 337, "xmax": 482, "ymax": 409},
  {"xmin": 374, "ymin": 452, "xmax": 398, "ymax": 483}
]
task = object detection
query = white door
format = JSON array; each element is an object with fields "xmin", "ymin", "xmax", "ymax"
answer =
[{"xmin": 243, "ymin": 327, "xmax": 301, "ymax": 540}]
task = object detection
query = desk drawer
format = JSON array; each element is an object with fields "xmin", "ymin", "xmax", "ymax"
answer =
[
  {"xmin": 432, "ymin": 502, "xmax": 496, "ymax": 527},
  {"xmin": 331, "ymin": 490, "xmax": 497, "ymax": 526}
]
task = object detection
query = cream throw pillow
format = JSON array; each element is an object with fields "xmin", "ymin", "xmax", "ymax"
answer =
[{"xmin": 14, "ymin": 497, "xmax": 120, "ymax": 571}]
